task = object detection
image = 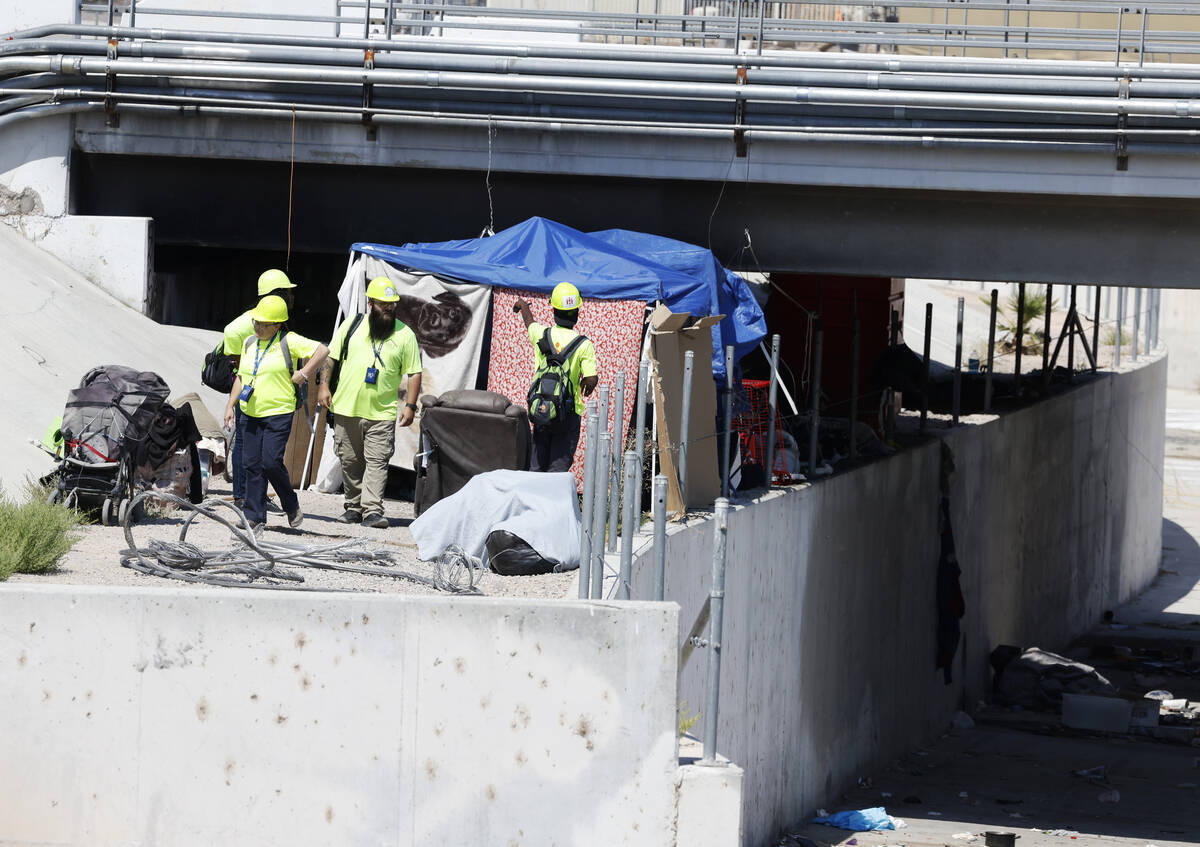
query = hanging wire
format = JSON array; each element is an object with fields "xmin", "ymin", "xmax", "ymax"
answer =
[{"xmin": 481, "ymin": 115, "xmax": 496, "ymax": 237}]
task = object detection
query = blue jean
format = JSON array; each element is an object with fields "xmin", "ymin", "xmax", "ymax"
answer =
[
  {"xmin": 232, "ymin": 405, "xmax": 246, "ymax": 500},
  {"xmin": 241, "ymin": 412, "xmax": 298, "ymax": 524}
]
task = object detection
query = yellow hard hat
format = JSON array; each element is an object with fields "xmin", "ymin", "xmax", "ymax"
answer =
[
  {"xmin": 366, "ymin": 276, "xmax": 400, "ymax": 303},
  {"xmin": 250, "ymin": 294, "xmax": 289, "ymax": 324},
  {"xmin": 551, "ymin": 281, "xmax": 581, "ymax": 311},
  {"xmin": 257, "ymin": 268, "xmax": 296, "ymax": 296}
]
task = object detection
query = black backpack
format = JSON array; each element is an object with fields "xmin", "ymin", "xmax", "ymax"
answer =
[
  {"xmin": 201, "ymin": 341, "xmax": 236, "ymax": 393},
  {"xmin": 527, "ymin": 328, "xmax": 587, "ymax": 429},
  {"xmin": 324, "ymin": 313, "xmax": 365, "ymax": 426}
]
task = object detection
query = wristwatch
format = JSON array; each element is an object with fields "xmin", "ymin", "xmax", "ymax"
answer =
[{"xmin": 405, "ymin": 402, "xmax": 418, "ymax": 411}]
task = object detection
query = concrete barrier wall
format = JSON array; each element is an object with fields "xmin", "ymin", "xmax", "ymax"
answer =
[
  {"xmin": 0, "ymin": 588, "xmax": 679, "ymax": 847},
  {"xmin": 632, "ymin": 356, "xmax": 1166, "ymax": 847}
]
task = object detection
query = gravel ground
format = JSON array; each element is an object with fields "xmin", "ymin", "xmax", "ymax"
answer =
[{"xmin": 8, "ymin": 480, "xmax": 577, "ymax": 599}]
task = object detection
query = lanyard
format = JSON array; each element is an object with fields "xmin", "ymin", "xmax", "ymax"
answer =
[
  {"xmin": 249, "ymin": 332, "xmax": 278, "ymax": 384},
  {"xmin": 371, "ymin": 337, "xmax": 386, "ymax": 368}
]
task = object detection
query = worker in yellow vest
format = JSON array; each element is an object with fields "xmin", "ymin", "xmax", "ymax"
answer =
[
  {"xmin": 513, "ymin": 282, "xmax": 598, "ymax": 472},
  {"xmin": 317, "ymin": 277, "xmax": 423, "ymax": 529},
  {"xmin": 223, "ymin": 295, "xmax": 329, "ymax": 534},
  {"xmin": 222, "ymin": 268, "xmax": 297, "ymax": 509}
]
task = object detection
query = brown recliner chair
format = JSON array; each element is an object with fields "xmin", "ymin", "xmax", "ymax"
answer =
[{"xmin": 413, "ymin": 389, "xmax": 532, "ymax": 516}]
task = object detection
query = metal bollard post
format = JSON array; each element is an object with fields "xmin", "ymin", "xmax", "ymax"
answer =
[
  {"xmin": 1042, "ymin": 284, "xmax": 1052, "ymax": 390},
  {"xmin": 591, "ymin": 432, "xmax": 610, "ymax": 600},
  {"xmin": 578, "ymin": 404, "xmax": 598, "ymax": 600},
  {"xmin": 920, "ymin": 303, "xmax": 932, "ymax": 434},
  {"xmin": 701, "ymin": 497, "xmax": 729, "ymax": 765},
  {"xmin": 953, "ymin": 297, "xmax": 963, "ymax": 425},
  {"xmin": 597, "ymin": 385, "xmax": 610, "ymax": 442},
  {"xmin": 652, "ymin": 475, "xmax": 667, "ymax": 602},
  {"xmin": 608, "ymin": 372, "xmax": 626, "ymax": 552},
  {"xmin": 679, "ymin": 350, "xmax": 695, "ymax": 504},
  {"xmin": 849, "ymin": 307, "xmax": 860, "ymax": 462},
  {"xmin": 985, "ymin": 289, "xmax": 997, "ymax": 412},
  {"xmin": 809, "ymin": 320, "xmax": 823, "ymax": 475},
  {"xmin": 721, "ymin": 346, "xmax": 734, "ymax": 500},
  {"xmin": 633, "ymin": 359, "xmax": 650, "ymax": 518},
  {"xmin": 1068, "ymin": 285, "xmax": 1077, "ymax": 380},
  {"xmin": 1015, "ymin": 283, "xmax": 1026, "ymax": 390},
  {"xmin": 619, "ymin": 451, "xmax": 638, "ymax": 600},
  {"xmin": 1143, "ymin": 288, "xmax": 1152, "ymax": 356},
  {"xmin": 1133, "ymin": 288, "xmax": 1142, "ymax": 360},
  {"xmin": 765, "ymin": 334, "xmax": 781, "ymax": 482},
  {"xmin": 1116, "ymin": 288, "xmax": 1124, "ymax": 367}
]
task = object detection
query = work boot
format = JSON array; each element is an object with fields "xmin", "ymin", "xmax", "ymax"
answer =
[
  {"xmin": 287, "ymin": 508, "xmax": 304, "ymax": 529},
  {"xmin": 362, "ymin": 513, "xmax": 388, "ymax": 529},
  {"xmin": 233, "ymin": 498, "xmax": 245, "ymax": 510},
  {"xmin": 266, "ymin": 498, "xmax": 283, "ymax": 514},
  {"xmin": 338, "ymin": 509, "xmax": 362, "ymax": 524}
]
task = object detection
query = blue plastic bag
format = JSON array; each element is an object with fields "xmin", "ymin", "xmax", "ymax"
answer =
[{"xmin": 812, "ymin": 807, "xmax": 896, "ymax": 831}]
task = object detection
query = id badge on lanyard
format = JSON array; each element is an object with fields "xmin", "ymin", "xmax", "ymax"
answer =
[{"xmin": 242, "ymin": 332, "xmax": 278, "ymax": 401}]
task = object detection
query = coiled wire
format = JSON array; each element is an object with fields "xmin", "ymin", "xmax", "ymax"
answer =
[{"xmin": 118, "ymin": 492, "xmax": 482, "ymax": 594}]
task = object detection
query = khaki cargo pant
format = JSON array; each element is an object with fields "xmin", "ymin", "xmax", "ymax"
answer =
[{"xmin": 333, "ymin": 416, "xmax": 395, "ymax": 517}]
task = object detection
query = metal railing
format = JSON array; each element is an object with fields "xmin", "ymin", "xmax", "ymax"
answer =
[{"xmin": 70, "ymin": 0, "xmax": 1200, "ymax": 63}]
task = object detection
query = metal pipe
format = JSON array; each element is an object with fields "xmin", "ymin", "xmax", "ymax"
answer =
[
  {"xmin": 756, "ymin": 0, "xmax": 766, "ymax": 55},
  {"xmin": 721, "ymin": 346, "xmax": 734, "ymax": 500},
  {"xmin": 985, "ymin": 288, "xmax": 997, "ymax": 411},
  {"xmin": 619, "ymin": 451, "xmax": 638, "ymax": 599},
  {"xmin": 701, "ymin": 497, "xmax": 729, "ymax": 765},
  {"xmin": 633, "ymin": 358, "xmax": 649, "ymax": 522},
  {"xmin": 953, "ymin": 296, "xmax": 964, "ymax": 425},
  {"xmin": 886, "ymin": 309, "xmax": 898, "ymax": 443},
  {"xmin": 107, "ymin": 0, "xmax": 115, "ymax": 28},
  {"xmin": 578, "ymin": 404, "xmax": 598, "ymax": 600},
  {"xmin": 364, "ymin": 0, "xmax": 372, "ymax": 39},
  {"xmin": 920, "ymin": 302, "xmax": 932, "ymax": 434},
  {"xmin": 1042, "ymin": 283, "xmax": 1053, "ymax": 389},
  {"xmin": 1133, "ymin": 287, "xmax": 1142, "ymax": 360},
  {"xmin": 19, "ymin": 20, "xmax": 1200, "ymax": 81},
  {"xmin": 597, "ymin": 384, "xmax": 610, "ymax": 444},
  {"xmin": 609, "ymin": 371, "xmax": 626, "ymax": 552},
  {"xmin": 591, "ymin": 431, "xmax": 611, "ymax": 600},
  {"xmin": 765, "ymin": 333, "xmax": 781, "ymax": 484},
  {"xmin": 849, "ymin": 309, "xmax": 860, "ymax": 462},
  {"xmin": 808, "ymin": 321, "xmax": 823, "ymax": 476},
  {"xmin": 1093, "ymin": 284, "xmax": 1101, "ymax": 371},
  {"xmin": 29, "ymin": 54, "xmax": 1200, "ymax": 118},
  {"xmin": 652, "ymin": 474, "xmax": 667, "ymax": 601},
  {"xmin": 1068, "ymin": 284, "xmax": 1077, "ymax": 380},
  {"xmin": 1153, "ymin": 288, "xmax": 1161, "ymax": 349},
  {"xmin": 1116, "ymin": 286, "xmax": 1125, "ymax": 367},
  {"xmin": 679, "ymin": 350, "xmax": 695, "ymax": 504}
]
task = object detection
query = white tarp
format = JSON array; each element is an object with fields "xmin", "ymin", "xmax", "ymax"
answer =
[
  {"xmin": 327, "ymin": 254, "xmax": 491, "ymax": 471},
  {"xmin": 409, "ymin": 470, "xmax": 582, "ymax": 568}
]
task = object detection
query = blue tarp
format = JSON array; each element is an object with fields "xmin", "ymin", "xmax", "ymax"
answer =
[{"xmin": 351, "ymin": 216, "xmax": 766, "ymax": 380}]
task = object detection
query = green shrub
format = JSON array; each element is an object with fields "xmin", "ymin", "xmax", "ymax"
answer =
[{"xmin": 0, "ymin": 484, "xmax": 83, "ymax": 581}]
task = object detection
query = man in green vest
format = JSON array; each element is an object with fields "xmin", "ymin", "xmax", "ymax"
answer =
[
  {"xmin": 514, "ymin": 282, "xmax": 598, "ymax": 472},
  {"xmin": 223, "ymin": 268, "xmax": 296, "ymax": 509},
  {"xmin": 317, "ymin": 277, "xmax": 423, "ymax": 529}
]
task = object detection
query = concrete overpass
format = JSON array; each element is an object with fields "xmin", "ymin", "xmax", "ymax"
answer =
[{"xmin": 4, "ymin": 0, "xmax": 1200, "ymax": 316}]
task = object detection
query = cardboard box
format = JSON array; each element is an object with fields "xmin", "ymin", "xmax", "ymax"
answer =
[
  {"xmin": 648, "ymin": 305, "xmax": 724, "ymax": 516},
  {"xmin": 283, "ymin": 372, "xmax": 327, "ymax": 489}
]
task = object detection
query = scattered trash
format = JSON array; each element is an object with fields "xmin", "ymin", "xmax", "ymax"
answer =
[
  {"xmin": 929, "ymin": 811, "xmax": 944, "ymax": 816},
  {"xmin": 1041, "ymin": 830, "xmax": 1080, "ymax": 837},
  {"xmin": 891, "ymin": 817, "xmax": 908, "ymax": 829},
  {"xmin": 1073, "ymin": 766, "xmax": 1107, "ymax": 781},
  {"xmin": 1007, "ymin": 812, "xmax": 1025, "ymax": 819},
  {"xmin": 1145, "ymin": 690, "xmax": 1175, "ymax": 701},
  {"xmin": 1062, "ymin": 693, "xmax": 1133, "ymax": 733},
  {"xmin": 847, "ymin": 839, "xmax": 857, "ymax": 845},
  {"xmin": 1097, "ymin": 789, "xmax": 1121, "ymax": 803},
  {"xmin": 951, "ymin": 834, "xmax": 980, "ymax": 842},
  {"xmin": 811, "ymin": 807, "xmax": 897, "ymax": 831},
  {"xmin": 952, "ymin": 711, "xmax": 976, "ymax": 730},
  {"xmin": 815, "ymin": 809, "xmax": 828, "ymax": 818},
  {"xmin": 881, "ymin": 791, "xmax": 893, "ymax": 799}
]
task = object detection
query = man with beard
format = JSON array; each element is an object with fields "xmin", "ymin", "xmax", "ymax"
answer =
[{"xmin": 317, "ymin": 277, "xmax": 423, "ymax": 529}]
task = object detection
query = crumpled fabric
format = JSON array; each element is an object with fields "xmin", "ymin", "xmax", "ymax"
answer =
[{"xmin": 812, "ymin": 807, "xmax": 896, "ymax": 831}]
